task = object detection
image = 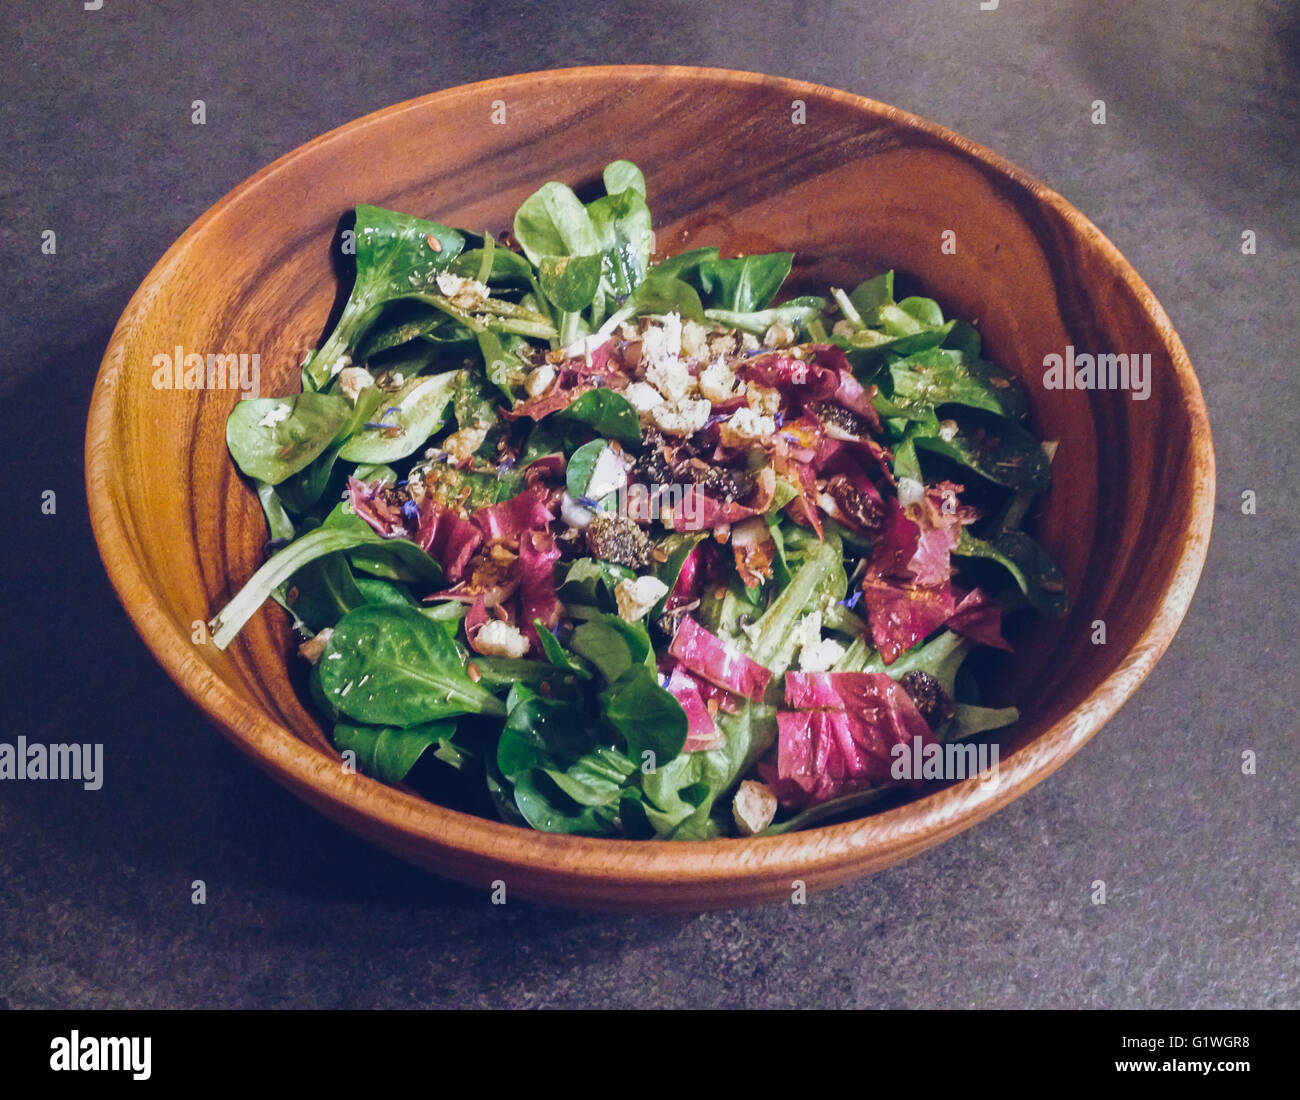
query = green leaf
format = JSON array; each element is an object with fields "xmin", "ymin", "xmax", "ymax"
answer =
[
  {"xmin": 949, "ymin": 704, "xmax": 1019, "ymax": 740},
  {"xmin": 333, "ymin": 719, "xmax": 458, "ymax": 784},
  {"xmin": 599, "ymin": 664, "xmax": 688, "ymax": 767},
  {"xmin": 602, "ymin": 160, "xmax": 646, "ymax": 198},
  {"xmin": 537, "ymin": 252, "xmax": 603, "ymax": 312},
  {"xmin": 225, "ymin": 393, "xmax": 353, "ymax": 485},
  {"xmin": 557, "ymin": 388, "xmax": 641, "ymax": 446},
  {"xmin": 512, "ymin": 181, "xmax": 601, "ymax": 266},
  {"xmin": 570, "ymin": 620, "xmax": 636, "ymax": 683},
  {"xmin": 955, "ymin": 528, "xmax": 1068, "ymax": 617},
  {"xmin": 337, "ymin": 371, "xmax": 457, "ymax": 463},
  {"xmin": 303, "ymin": 205, "xmax": 466, "ymax": 388},
  {"xmin": 912, "ymin": 411, "xmax": 1052, "ymax": 492},
  {"xmin": 697, "ymin": 252, "xmax": 793, "ymax": 311},
  {"xmin": 211, "ymin": 521, "xmax": 442, "ymax": 649},
  {"xmin": 703, "ymin": 297, "xmax": 827, "ymax": 337},
  {"xmin": 888, "ymin": 347, "xmax": 1028, "ymax": 420},
  {"xmin": 587, "ymin": 187, "xmax": 653, "ymax": 298},
  {"xmin": 650, "ymin": 246, "xmax": 719, "ymax": 283},
  {"xmin": 316, "ymin": 605, "xmax": 505, "ymax": 726}
]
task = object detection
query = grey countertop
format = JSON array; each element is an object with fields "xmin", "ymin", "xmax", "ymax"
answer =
[{"xmin": 1, "ymin": 0, "xmax": 1295, "ymax": 1009}]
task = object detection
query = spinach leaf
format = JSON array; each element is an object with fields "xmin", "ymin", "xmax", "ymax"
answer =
[
  {"xmin": 949, "ymin": 704, "xmax": 1019, "ymax": 740},
  {"xmin": 211, "ymin": 522, "xmax": 443, "ymax": 649},
  {"xmin": 703, "ymin": 296, "xmax": 827, "ymax": 338},
  {"xmin": 912, "ymin": 411, "xmax": 1052, "ymax": 492},
  {"xmin": 697, "ymin": 252, "xmax": 793, "ymax": 311},
  {"xmin": 556, "ymin": 388, "xmax": 641, "ymax": 446},
  {"xmin": 303, "ymin": 205, "xmax": 466, "ymax": 389},
  {"xmin": 570, "ymin": 620, "xmax": 637, "ymax": 683},
  {"xmin": 587, "ymin": 187, "xmax": 653, "ymax": 298},
  {"xmin": 613, "ymin": 270, "xmax": 706, "ymax": 322},
  {"xmin": 320, "ymin": 504, "xmax": 444, "ymax": 587},
  {"xmin": 226, "ymin": 393, "xmax": 353, "ymax": 485},
  {"xmin": 557, "ymin": 558, "xmax": 634, "ymax": 609},
  {"xmin": 537, "ymin": 253, "xmax": 604, "ymax": 312},
  {"xmin": 534, "ymin": 623, "xmax": 594, "ymax": 680},
  {"xmin": 602, "ymin": 159, "xmax": 646, "ymax": 198},
  {"xmin": 316, "ymin": 605, "xmax": 505, "ymax": 725},
  {"xmin": 277, "ymin": 387, "xmax": 384, "ymax": 513},
  {"xmin": 513, "ymin": 181, "xmax": 602, "ymax": 264},
  {"xmin": 954, "ymin": 528, "xmax": 1068, "ymax": 617},
  {"xmin": 599, "ymin": 664, "xmax": 688, "ymax": 766},
  {"xmin": 565, "ymin": 438, "xmax": 609, "ymax": 500},
  {"xmin": 333, "ymin": 718, "xmax": 459, "ymax": 784},
  {"xmin": 650, "ymin": 246, "xmax": 719, "ymax": 283},
  {"xmin": 337, "ymin": 371, "xmax": 457, "ymax": 463},
  {"xmin": 888, "ymin": 348, "xmax": 1028, "ymax": 420}
]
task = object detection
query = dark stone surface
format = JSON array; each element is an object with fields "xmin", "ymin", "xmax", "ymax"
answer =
[{"xmin": 0, "ymin": 0, "xmax": 1295, "ymax": 1008}]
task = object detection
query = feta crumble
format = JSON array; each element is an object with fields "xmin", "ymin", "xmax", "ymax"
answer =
[
  {"xmin": 336, "ymin": 366, "xmax": 375, "ymax": 403},
  {"xmin": 474, "ymin": 620, "xmax": 530, "ymax": 659},
  {"xmin": 699, "ymin": 357, "xmax": 740, "ymax": 403},
  {"xmin": 257, "ymin": 402, "xmax": 292, "ymax": 428},
  {"xmin": 435, "ymin": 271, "xmax": 490, "ymax": 312},
  {"xmin": 624, "ymin": 381, "xmax": 665, "ymax": 413},
  {"xmin": 652, "ymin": 397, "xmax": 711, "ymax": 436},
  {"xmin": 525, "ymin": 364, "xmax": 556, "ymax": 398},
  {"xmin": 614, "ymin": 575, "xmax": 669, "ymax": 622},
  {"xmin": 725, "ymin": 405, "xmax": 776, "ymax": 442}
]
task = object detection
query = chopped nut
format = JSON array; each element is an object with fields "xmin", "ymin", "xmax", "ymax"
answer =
[{"xmin": 732, "ymin": 780, "xmax": 778, "ymax": 836}]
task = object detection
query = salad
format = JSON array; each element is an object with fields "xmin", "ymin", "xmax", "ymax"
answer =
[{"xmin": 210, "ymin": 160, "xmax": 1066, "ymax": 839}]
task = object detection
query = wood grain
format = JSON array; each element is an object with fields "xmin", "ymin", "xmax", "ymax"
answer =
[{"xmin": 84, "ymin": 66, "xmax": 1215, "ymax": 911}]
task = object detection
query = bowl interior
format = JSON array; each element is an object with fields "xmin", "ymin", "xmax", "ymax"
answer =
[{"xmin": 86, "ymin": 67, "xmax": 1213, "ymax": 909}]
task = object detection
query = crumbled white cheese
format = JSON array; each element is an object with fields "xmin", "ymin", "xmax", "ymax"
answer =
[
  {"xmin": 624, "ymin": 381, "xmax": 665, "ymax": 413},
  {"xmin": 644, "ymin": 355, "xmax": 696, "ymax": 401},
  {"xmin": 525, "ymin": 363, "xmax": 556, "ymax": 398},
  {"xmin": 442, "ymin": 426, "xmax": 487, "ymax": 461},
  {"xmin": 799, "ymin": 636, "xmax": 845, "ymax": 673},
  {"xmin": 586, "ymin": 445, "xmax": 630, "ymax": 501},
  {"xmin": 614, "ymin": 575, "xmax": 669, "ymax": 622},
  {"xmin": 435, "ymin": 271, "xmax": 490, "ymax": 312},
  {"xmin": 680, "ymin": 318, "xmax": 710, "ymax": 360},
  {"xmin": 897, "ymin": 476, "xmax": 925, "ymax": 508},
  {"xmin": 297, "ymin": 627, "xmax": 333, "ymax": 665},
  {"xmin": 793, "ymin": 610, "xmax": 844, "ymax": 672},
  {"xmin": 699, "ymin": 357, "xmax": 739, "ymax": 403},
  {"xmin": 746, "ymin": 382, "xmax": 781, "ymax": 417},
  {"xmin": 641, "ymin": 312, "xmax": 683, "ymax": 368},
  {"xmin": 257, "ymin": 403, "xmax": 292, "ymax": 428},
  {"xmin": 739, "ymin": 331, "xmax": 761, "ymax": 351},
  {"xmin": 474, "ymin": 620, "xmax": 530, "ymax": 659},
  {"xmin": 725, "ymin": 405, "xmax": 776, "ymax": 442},
  {"xmin": 336, "ymin": 366, "xmax": 375, "ymax": 403},
  {"xmin": 732, "ymin": 780, "xmax": 778, "ymax": 836},
  {"xmin": 938, "ymin": 419, "xmax": 960, "ymax": 443},
  {"xmin": 328, "ymin": 354, "xmax": 353, "ymax": 378},
  {"xmin": 652, "ymin": 397, "xmax": 712, "ymax": 436},
  {"xmin": 560, "ymin": 491, "xmax": 596, "ymax": 529},
  {"xmin": 763, "ymin": 320, "xmax": 797, "ymax": 348},
  {"xmin": 708, "ymin": 331, "xmax": 738, "ymax": 358}
]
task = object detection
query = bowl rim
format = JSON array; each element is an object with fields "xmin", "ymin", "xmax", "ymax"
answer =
[{"xmin": 84, "ymin": 63, "xmax": 1215, "ymax": 895}]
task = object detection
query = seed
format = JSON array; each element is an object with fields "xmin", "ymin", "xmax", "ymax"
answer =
[
  {"xmin": 426, "ymin": 234, "xmax": 442, "ymax": 252},
  {"xmin": 652, "ymin": 546, "xmax": 669, "ymax": 562},
  {"xmin": 1041, "ymin": 580, "xmax": 1065, "ymax": 593},
  {"xmin": 467, "ymin": 662, "xmax": 482, "ymax": 683}
]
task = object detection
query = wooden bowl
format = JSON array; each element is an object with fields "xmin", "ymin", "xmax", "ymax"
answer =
[{"xmin": 85, "ymin": 66, "xmax": 1214, "ymax": 911}]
